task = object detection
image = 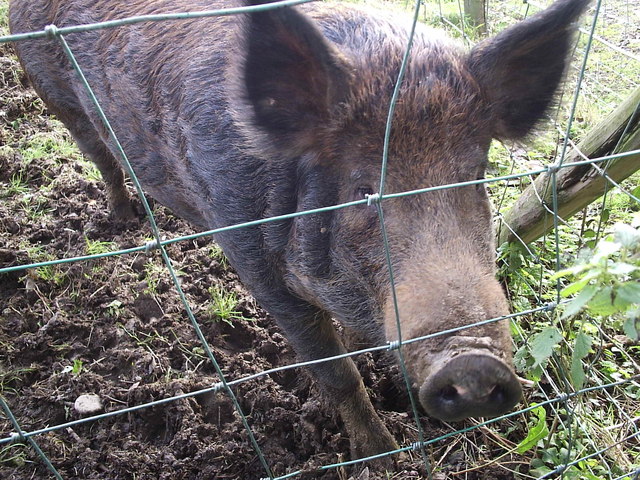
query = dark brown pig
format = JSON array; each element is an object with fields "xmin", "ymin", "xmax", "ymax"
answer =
[{"xmin": 9, "ymin": 0, "xmax": 590, "ymax": 462}]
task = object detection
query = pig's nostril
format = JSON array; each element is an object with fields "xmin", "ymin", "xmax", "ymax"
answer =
[{"xmin": 440, "ymin": 385, "xmax": 459, "ymax": 403}]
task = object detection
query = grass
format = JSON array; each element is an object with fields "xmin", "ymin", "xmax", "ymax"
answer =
[
  {"xmin": 0, "ymin": 442, "xmax": 29, "ymax": 468},
  {"xmin": 84, "ymin": 237, "xmax": 117, "ymax": 256},
  {"xmin": 206, "ymin": 285, "xmax": 250, "ymax": 326},
  {"xmin": 141, "ymin": 259, "xmax": 172, "ymax": 295},
  {"xmin": 19, "ymin": 131, "xmax": 81, "ymax": 165},
  {"xmin": 0, "ymin": 0, "xmax": 8, "ymax": 36},
  {"xmin": 18, "ymin": 242, "xmax": 67, "ymax": 286},
  {"xmin": 78, "ymin": 157, "xmax": 103, "ymax": 183},
  {"xmin": 1, "ymin": 169, "xmax": 55, "ymax": 222},
  {"xmin": 208, "ymin": 244, "xmax": 228, "ymax": 266},
  {"xmin": 0, "ymin": 364, "xmax": 36, "ymax": 395},
  {"xmin": 20, "ymin": 195, "xmax": 53, "ymax": 222},
  {"xmin": 1, "ymin": 172, "xmax": 29, "ymax": 197}
]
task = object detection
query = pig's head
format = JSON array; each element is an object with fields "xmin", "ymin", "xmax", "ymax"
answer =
[{"xmin": 229, "ymin": 0, "xmax": 590, "ymax": 421}]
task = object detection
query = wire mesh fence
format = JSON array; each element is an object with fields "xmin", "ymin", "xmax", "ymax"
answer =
[{"xmin": 0, "ymin": 0, "xmax": 639, "ymax": 479}]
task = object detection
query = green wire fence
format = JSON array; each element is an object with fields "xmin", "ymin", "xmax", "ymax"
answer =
[{"xmin": 0, "ymin": 0, "xmax": 639, "ymax": 478}]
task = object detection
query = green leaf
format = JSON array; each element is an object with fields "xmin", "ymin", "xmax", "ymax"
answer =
[
  {"xmin": 516, "ymin": 405, "xmax": 549, "ymax": 453},
  {"xmin": 593, "ymin": 240, "xmax": 621, "ymax": 261},
  {"xmin": 616, "ymin": 283, "xmax": 640, "ymax": 306},
  {"xmin": 587, "ymin": 286, "xmax": 620, "ymax": 316},
  {"xmin": 530, "ymin": 466, "xmax": 554, "ymax": 477},
  {"xmin": 623, "ymin": 313, "xmax": 639, "ymax": 340},
  {"xmin": 551, "ymin": 264, "xmax": 590, "ymax": 281},
  {"xmin": 608, "ymin": 262, "xmax": 638, "ymax": 276},
  {"xmin": 513, "ymin": 345, "xmax": 530, "ymax": 372},
  {"xmin": 542, "ymin": 447, "xmax": 560, "ymax": 465},
  {"xmin": 570, "ymin": 332, "xmax": 592, "ymax": 390},
  {"xmin": 561, "ymin": 285, "xmax": 597, "ymax": 319},
  {"xmin": 530, "ymin": 327, "xmax": 562, "ymax": 368},
  {"xmin": 573, "ymin": 332, "xmax": 593, "ymax": 359},
  {"xmin": 542, "ymin": 446, "xmax": 560, "ymax": 464},
  {"xmin": 560, "ymin": 277, "xmax": 590, "ymax": 297},
  {"xmin": 631, "ymin": 185, "xmax": 640, "ymax": 200},
  {"xmin": 613, "ymin": 223, "xmax": 640, "ymax": 248},
  {"xmin": 581, "ymin": 474, "xmax": 604, "ymax": 480}
]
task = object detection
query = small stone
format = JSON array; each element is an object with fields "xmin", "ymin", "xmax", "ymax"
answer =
[{"xmin": 74, "ymin": 394, "xmax": 103, "ymax": 415}]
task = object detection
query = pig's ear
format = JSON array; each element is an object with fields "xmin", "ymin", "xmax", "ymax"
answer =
[
  {"xmin": 231, "ymin": 0, "xmax": 352, "ymax": 155},
  {"xmin": 466, "ymin": 0, "xmax": 590, "ymax": 140}
]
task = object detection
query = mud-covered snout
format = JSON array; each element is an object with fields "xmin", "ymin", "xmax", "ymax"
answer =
[{"xmin": 419, "ymin": 353, "xmax": 522, "ymax": 422}]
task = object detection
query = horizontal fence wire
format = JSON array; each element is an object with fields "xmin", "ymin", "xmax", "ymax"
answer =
[
  {"xmin": 0, "ymin": 0, "xmax": 316, "ymax": 45},
  {"xmin": 2, "ymin": 151, "xmax": 637, "ymax": 276},
  {"xmin": 1, "ymin": 0, "xmax": 639, "ymax": 478},
  {"xmin": 0, "ymin": 304, "xmax": 563, "ymax": 445}
]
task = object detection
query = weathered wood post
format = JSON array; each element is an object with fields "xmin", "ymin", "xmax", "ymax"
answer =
[
  {"xmin": 464, "ymin": 0, "xmax": 487, "ymax": 35},
  {"xmin": 497, "ymin": 86, "xmax": 640, "ymax": 245}
]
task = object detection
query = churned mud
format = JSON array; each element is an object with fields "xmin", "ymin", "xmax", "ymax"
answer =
[{"xmin": 0, "ymin": 42, "xmax": 524, "ymax": 480}]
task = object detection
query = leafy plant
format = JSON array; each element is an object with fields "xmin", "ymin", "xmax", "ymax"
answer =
[
  {"xmin": 516, "ymin": 404, "xmax": 549, "ymax": 454},
  {"xmin": 526, "ymin": 412, "xmax": 621, "ymax": 480},
  {"xmin": 71, "ymin": 359, "xmax": 83, "ymax": 376},
  {"xmin": 515, "ymin": 218, "xmax": 640, "ymax": 389},
  {"xmin": 555, "ymin": 218, "xmax": 640, "ymax": 341},
  {"xmin": 105, "ymin": 299, "xmax": 124, "ymax": 318}
]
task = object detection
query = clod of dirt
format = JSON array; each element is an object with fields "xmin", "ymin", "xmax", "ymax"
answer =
[{"xmin": 133, "ymin": 293, "xmax": 165, "ymax": 322}]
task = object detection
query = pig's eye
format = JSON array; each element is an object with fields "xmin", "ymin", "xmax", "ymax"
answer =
[{"xmin": 356, "ymin": 186, "xmax": 375, "ymax": 200}]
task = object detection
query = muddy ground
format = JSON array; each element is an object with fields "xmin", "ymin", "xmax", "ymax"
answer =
[{"xmin": 0, "ymin": 37, "xmax": 528, "ymax": 480}]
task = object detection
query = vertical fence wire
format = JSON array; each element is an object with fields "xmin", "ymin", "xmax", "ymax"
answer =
[
  {"xmin": 49, "ymin": 24, "xmax": 276, "ymax": 480},
  {"xmin": 0, "ymin": 397, "xmax": 62, "ymax": 480},
  {"xmin": 547, "ymin": 3, "xmax": 603, "ymax": 477},
  {"xmin": 377, "ymin": 0, "xmax": 432, "ymax": 471}
]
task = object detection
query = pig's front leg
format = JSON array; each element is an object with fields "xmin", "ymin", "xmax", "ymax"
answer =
[{"xmin": 280, "ymin": 310, "xmax": 399, "ymax": 462}]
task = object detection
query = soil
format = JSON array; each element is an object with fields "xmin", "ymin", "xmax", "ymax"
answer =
[{"xmin": 0, "ymin": 41, "xmax": 525, "ymax": 480}]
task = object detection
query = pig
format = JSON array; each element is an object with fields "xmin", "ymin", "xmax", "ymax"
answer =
[{"xmin": 9, "ymin": 0, "xmax": 590, "ymax": 462}]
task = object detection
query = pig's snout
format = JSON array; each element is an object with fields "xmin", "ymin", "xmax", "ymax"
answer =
[{"xmin": 419, "ymin": 353, "xmax": 522, "ymax": 422}]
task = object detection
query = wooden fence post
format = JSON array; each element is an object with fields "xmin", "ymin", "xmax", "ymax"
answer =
[
  {"xmin": 464, "ymin": 0, "xmax": 487, "ymax": 35},
  {"xmin": 497, "ymin": 86, "xmax": 640, "ymax": 245}
]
